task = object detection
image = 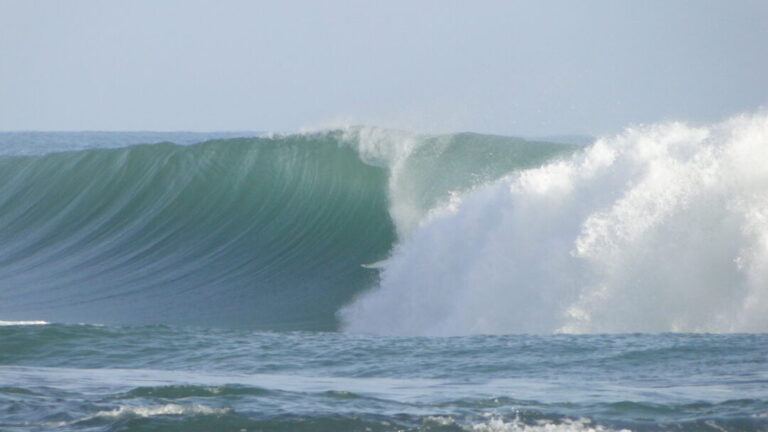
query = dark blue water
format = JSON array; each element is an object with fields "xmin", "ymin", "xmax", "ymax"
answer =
[{"xmin": 1, "ymin": 323, "xmax": 766, "ymax": 432}]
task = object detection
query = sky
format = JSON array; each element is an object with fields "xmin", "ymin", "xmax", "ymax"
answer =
[{"xmin": 0, "ymin": 0, "xmax": 766, "ymax": 136}]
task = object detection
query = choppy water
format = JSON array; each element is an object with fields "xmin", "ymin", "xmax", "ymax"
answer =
[{"xmin": 2, "ymin": 323, "xmax": 767, "ymax": 432}]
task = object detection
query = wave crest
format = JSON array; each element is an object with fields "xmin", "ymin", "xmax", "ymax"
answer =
[{"xmin": 0, "ymin": 128, "xmax": 568, "ymax": 329}]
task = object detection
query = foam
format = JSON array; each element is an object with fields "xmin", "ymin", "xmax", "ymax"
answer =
[
  {"xmin": 0, "ymin": 320, "xmax": 49, "ymax": 326},
  {"xmin": 427, "ymin": 416, "xmax": 630, "ymax": 432},
  {"xmin": 342, "ymin": 111, "xmax": 768, "ymax": 335},
  {"xmin": 92, "ymin": 403, "xmax": 230, "ymax": 418}
]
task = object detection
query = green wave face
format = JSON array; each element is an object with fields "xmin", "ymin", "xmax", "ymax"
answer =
[
  {"xmin": 0, "ymin": 130, "xmax": 573, "ymax": 329},
  {"xmin": 383, "ymin": 132, "xmax": 578, "ymax": 236}
]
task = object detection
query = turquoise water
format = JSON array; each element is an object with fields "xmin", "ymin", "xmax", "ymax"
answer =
[
  {"xmin": 0, "ymin": 130, "xmax": 569, "ymax": 329},
  {"xmin": 1, "ymin": 118, "xmax": 767, "ymax": 431}
]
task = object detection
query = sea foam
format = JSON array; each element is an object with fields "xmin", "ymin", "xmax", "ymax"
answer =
[
  {"xmin": 91, "ymin": 403, "xmax": 230, "ymax": 419},
  {"xmin": 0, "ymin": 320, "xmax": 49, "ymax": 326},
  {"xmin": 342, "ymin": 112, "xmax": 768, "ymax": 335}
]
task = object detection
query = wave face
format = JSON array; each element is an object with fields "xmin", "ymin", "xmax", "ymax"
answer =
[
  {"xmin": 0, "ymin": 129, "xmax": 569, "ymax": 329},
  {"xmin": 342, "ymin": 112, "xmax": 768, "ymax": 335},
  {"xmin": 0, "ymin": 133, "xmax": 393, "ymax": 329}
]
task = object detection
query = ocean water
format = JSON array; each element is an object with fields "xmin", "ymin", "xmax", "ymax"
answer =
[
  {"xmin": 2, "ymin": 324, "xmax": 767, "ymax": 432},
  {"xmin": 1, "ymin": 114, "xmax": 767, "ymax": 431}
]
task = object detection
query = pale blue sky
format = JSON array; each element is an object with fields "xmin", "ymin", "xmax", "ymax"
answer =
[{"xmin": 1, "ymin": 0, "xmax": 766, "ymax": 135}]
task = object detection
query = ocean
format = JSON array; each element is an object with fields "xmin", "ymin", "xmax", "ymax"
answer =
[{"xmin": 1, "ymin": 113, "xmax": 767, "ymax": 431}]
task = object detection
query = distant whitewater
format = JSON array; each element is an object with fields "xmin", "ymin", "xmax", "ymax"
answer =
[{"xmin": 1, "ymin": 112, "xmax": 767, "ymax": 334}]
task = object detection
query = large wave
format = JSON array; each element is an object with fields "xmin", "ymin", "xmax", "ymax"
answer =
[
  {"xmin": 0, "ymin": 128, "xmax": 568, "ymax": 329},
  {"xmin": 342, "ymin": 112, "xmax": 768, "ymax": 335}
]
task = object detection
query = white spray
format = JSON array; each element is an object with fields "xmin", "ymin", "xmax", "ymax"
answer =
[{"xmin": 342, "ymin": 112, "xmax": 768, "ymax": 335}]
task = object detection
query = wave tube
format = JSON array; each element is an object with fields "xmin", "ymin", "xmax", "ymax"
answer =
[{"xmin": 0, "ymin": 129, "xmax": 571, "ymax": 329}]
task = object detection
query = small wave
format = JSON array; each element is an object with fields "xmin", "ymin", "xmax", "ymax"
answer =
[
  {"xmin": 0, "ymin": 386, "xmax": 42, "ymax": 395},
  {"xmin": 20, "ymin": 403, "xmax": 233, "ymax": 430},
  {"xmin": 428, "ymin": 416, "xmax": 629, "ymax": 432},
  {"xmin": 91, "ymin": 403, "xmax": 231, "ymax": 419},
  {"xmin": 119, "ymin": 384, "xmax": 271, "ymax": 399},
  {"xmin": 0, "ymin": 320, "xmax": 49, "ymax": 326}
]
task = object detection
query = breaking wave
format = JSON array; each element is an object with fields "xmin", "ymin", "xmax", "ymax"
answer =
[
  {"xmin": 0, "ymin": 128, "xmax": 567, "ymax": 329},
  {"xmin": 5, "ymin": 113, "xmax": 766, "ymax": 334},
  {"xmin": 342, "ymin": 112, "xmax": 768, "ymax": 335}
]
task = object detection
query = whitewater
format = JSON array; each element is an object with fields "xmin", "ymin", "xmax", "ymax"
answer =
[
  {"xmin": 1, "ymin": 112, "xmax": 767, "ymax": 432},
  {"xmin": 344, "ymin": 111, "xmax": 768, "ymax": 335}
]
